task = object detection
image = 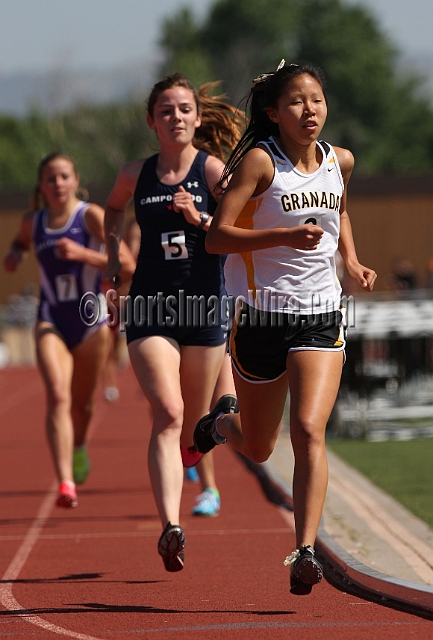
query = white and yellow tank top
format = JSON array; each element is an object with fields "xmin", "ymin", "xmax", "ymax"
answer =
[{"xmin": 224, "ymin": 137, "xmax": 344, "ymax": 314}]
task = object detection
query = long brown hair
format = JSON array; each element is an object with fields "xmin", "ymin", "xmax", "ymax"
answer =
[{"xmin": 147, "ymin": 73, "xmax": 246, "ymax": 163}]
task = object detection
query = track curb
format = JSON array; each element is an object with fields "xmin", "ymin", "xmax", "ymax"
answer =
[
  {"xmin": 315, "ymin": 521, "xmax": 433, "ymax": 616},
  {"xmin": 237, "ymin": 452, "xmax": 433, "ymax": 617}
]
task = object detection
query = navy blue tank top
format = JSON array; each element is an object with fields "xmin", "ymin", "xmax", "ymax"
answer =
[{"xmin": 130, "ymin": 150, "xmax": 223, "ymax": 301}]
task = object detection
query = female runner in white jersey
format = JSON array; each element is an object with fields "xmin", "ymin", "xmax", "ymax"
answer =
[{"xmin": 193, "ymin": 61, "xmax": 377, "ymax": 595}]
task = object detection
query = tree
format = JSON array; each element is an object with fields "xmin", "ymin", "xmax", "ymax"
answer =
[
  {"xmin": 0, "ymin": 114, "xmax": 52, "ymax": 190},
  {"xmin": 295, "ymin": 0, "xmax": 433, "ymax": 173},
  {"xmin": 0, "ymin": 101, "xmax": 155, "ymax": 192},
  {"xmin": 199, "ymin": 0, "xmax": 301, "ymax": 103},
  {"xmin": 158, "ymin": 0, "xmax": 433, "ymax": 174},
  {"xmin": 158, "ymin": 8, "xmax": 214, "ymax": 87}
]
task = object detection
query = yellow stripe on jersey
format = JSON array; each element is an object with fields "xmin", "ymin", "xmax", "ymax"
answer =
[{"xmin": 236, "ymin": 197, "xmax": 263, "ymax": 303}]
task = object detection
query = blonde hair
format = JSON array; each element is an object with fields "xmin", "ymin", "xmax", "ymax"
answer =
[{"xmin": 32, "ymin": 152, "xmax": 88, "ymax": 210}]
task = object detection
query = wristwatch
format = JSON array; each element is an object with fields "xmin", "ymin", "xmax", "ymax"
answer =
[{"xmin": 198, "ymin": 212, "xmax": 210, "ymax": 229}]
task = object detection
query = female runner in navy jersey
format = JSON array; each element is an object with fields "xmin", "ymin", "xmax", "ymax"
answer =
[
  {"xmin": 4, "ymin": 153, "xmax": 135, "ymax": 508},
  {"xmin": 193, "ymin": 62, "xmax": 377, "ymax": 594},
  {"xmin": 121, "ymin": 217, "xmax": 234, "ymax": 518},
  {"xmin": 104, "ymin": 73, "xmax": 244, "ymax": 571}
]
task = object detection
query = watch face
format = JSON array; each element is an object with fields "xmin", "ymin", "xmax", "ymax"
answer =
[{"xmin": 199, "ymin": 212, "xmax": 209, "ymax": 227}]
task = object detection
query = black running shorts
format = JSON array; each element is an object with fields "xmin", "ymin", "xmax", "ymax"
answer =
[{"xmin": 230, "ymin": 303, "xmax": 345, "ymax": 383}]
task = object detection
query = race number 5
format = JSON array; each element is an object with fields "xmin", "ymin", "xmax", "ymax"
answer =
[
  {"xmin": 55, "ymin": 274, "xmax": 79, "ymax": 301},
  {"xmin": 161, "ymin": 231, "xmax": 188, "ymax": 260}
]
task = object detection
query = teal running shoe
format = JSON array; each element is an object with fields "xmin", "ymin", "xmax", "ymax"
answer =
[
  {"xmin": 73, "ymin": 446, "xmax": 90, "ymax": 484},
  {"xmin": 192, "ymin": 488, "xmax": 220, "ymax": 517},
  {"xmin": 186, "ymin": 466, "xmax": 200, "ymax": 482}
]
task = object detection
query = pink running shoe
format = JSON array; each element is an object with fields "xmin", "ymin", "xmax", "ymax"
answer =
[
  {"xmin": 180, "ymin": 444, "xmax": 203, "ymax": 468},
  {"xmin": 56, "ymin": 481, "xmax": 78, "ymax": 508}
]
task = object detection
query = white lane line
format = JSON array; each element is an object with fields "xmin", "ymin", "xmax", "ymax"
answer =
[
  {"xmin": 0, "ymin": 387, "xmax": 293, "ymax": 638},
  {"xmin": 105, "ymin": 621, "xmax": 426, "ymax": 634},
  {"xmin": 0, "ymin": 527, "xmax": 292, "ymax": 542},
  {"xmin": 0, "ymin": 398, "xmax": 114, "ymax": 639},
  {"xmin": 0, "ymin": 485, "xmax": 104, "ymax": 639},
  {"xmin": 0, "ymin": 486, "xmax": 55, "ymax": 585}
]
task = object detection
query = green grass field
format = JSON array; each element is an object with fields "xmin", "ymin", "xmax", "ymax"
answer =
[{"xmin": 326, "ymin": 438, "xmax": 433, "ymax": 528}]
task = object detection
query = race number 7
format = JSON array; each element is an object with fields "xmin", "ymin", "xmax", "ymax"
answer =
[
  {"xmin": 55, "ymin": 274, "xmax": 79, "ymax": 301},
  {"xmin": 161, "ymin": 231, "xmax": 188, "ymax": 260}
]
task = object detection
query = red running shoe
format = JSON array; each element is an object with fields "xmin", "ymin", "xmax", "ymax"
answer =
[
  {"xmin": 56, "ymin": 481, "xmax": 78, "ymax": 508},
  {"xmin": 180, "ymin": 444, "xmax": 203, "ymax": 468}
]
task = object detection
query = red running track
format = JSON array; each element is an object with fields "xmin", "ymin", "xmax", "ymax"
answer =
[{"xmin": 0, "ymin": 366, "xmax": 431, "ymax": 639}]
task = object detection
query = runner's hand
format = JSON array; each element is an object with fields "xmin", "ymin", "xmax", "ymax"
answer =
[
  {"xmin": 173, "ymin": 186, "xmax": 200, "ymax": 226},
  {"xmin": 55, "ymin": 237, "xmax": 86, "ymax": 261},
  {"xmin": 285, "ymin": 224, "xmax": 324, "ymax": 250}
]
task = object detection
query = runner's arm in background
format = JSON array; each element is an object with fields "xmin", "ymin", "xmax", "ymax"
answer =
[
  {"xmin": 104, "ymin": 160, "xmax": 143, "ymax": 281},
  {"xmin": 3, "ymin": 210, "xmax": 34, "ymax": 272}
]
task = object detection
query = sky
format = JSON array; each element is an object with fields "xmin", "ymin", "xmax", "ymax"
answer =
[
  {"xmin": 1, "ymin": 0, "xmax": 433, "ymax": 75},
  {"xmin": 0, "ymin": 0, "xmax": 212, "ymax": 75}
]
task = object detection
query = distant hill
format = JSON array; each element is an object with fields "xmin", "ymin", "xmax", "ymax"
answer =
[
  {"xmin": 0, "ymin": 52, "xmax": 432, "ymax": 118},
  {"xmin": 0, "ymin": 61, "xmax": 156, "ymax": 116}
]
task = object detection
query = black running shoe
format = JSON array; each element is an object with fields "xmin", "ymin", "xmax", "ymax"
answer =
[
  {"xmin": 193, "ymin": 394, "xmax": 239, "ymax": 454},
  {"xmin": 157, "ymin": 522, "xmax": 186, "ymax": 572},
  {"xmin": 284, "ymin": 545, "xmax": 323, "ymax": 595}
]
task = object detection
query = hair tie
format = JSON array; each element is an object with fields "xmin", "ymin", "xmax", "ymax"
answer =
[
  {"xmin": 252, "ymin": 59, "xmax": 285, "ymax": 85},
  {"xmin": 252, "ymin": 60, "xmax": 300, "ymax": 85}
]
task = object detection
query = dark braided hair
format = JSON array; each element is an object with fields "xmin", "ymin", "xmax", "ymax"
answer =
[
  {"xmin": 147, "ymin": 73, "xmax": 246, "ymax": 163},
  {"xmin": 216, "ymin": 62, "xmax": 327, "ymax": 193}
]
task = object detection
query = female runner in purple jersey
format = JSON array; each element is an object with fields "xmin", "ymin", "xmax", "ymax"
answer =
[
  {"xmin": 104, "ymin": 73, "xmax": 244, "ymax": 572},
  {"xmin": 4, "ymin": 153, "xmax": 135, "ymax": 508}
]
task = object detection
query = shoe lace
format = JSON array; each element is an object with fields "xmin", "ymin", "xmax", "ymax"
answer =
[
  {"xmin": 283, "ymin": 549, "xmax": 300, "ymax": 566},
  {"xmin": 284, "ymin": 545, "xmax": 316, "ymax": 567},
  {"xmin": 196, "ymin": 490, "xmax": 218, "ymax": 507}
]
